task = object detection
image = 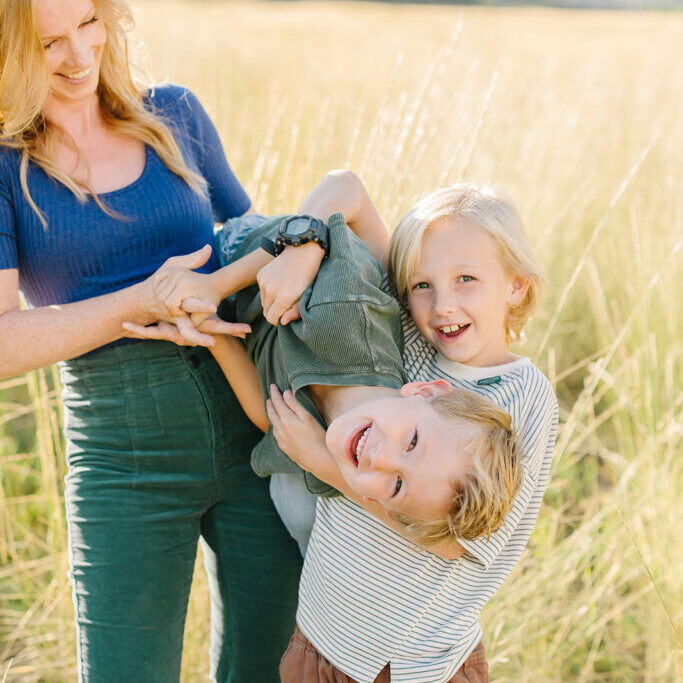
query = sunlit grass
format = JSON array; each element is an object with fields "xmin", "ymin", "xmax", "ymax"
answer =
[{"xmin": 1, "ymin": 1, "xmax": 681, "ymax": 680}]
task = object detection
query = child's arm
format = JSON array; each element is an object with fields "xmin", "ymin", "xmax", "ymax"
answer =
[
  {"xmin": 209, "ymin": 334, "xmax": 268, "ymax": 432},
  {"xmin": 266, "ymin": 386, "xmax": 465, "ymax": 561},
  {"xmin": 297, "ymin": 170, "xmax": 390, "ymax": 268},
  {"xmin": 256, "ymin": 170, "xmax": 391, "ymax": 326},
  {"xmin": 145, "ymin": 171, "xmax": 388, "ymax": 332}
]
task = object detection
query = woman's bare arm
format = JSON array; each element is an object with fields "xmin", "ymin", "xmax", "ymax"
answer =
[{"xmin": 0, "ymin": 246, "xmax": 222, "ymax": 380}]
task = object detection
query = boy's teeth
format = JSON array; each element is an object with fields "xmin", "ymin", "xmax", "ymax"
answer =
[
  {"xmin": 355, "ymin": 426, "xmax": 370, "ymax": 458},
  {"xmin": 440, "ymin": 324, "xmax": 465, "ymax": 333}
]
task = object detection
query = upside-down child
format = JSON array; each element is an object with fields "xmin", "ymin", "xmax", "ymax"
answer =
[{"xmin": 128, "ymin": 171, "xmax": 558, "ymax": 682}]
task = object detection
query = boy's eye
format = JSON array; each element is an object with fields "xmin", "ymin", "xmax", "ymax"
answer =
[
  {"xmin": 407, "ymin": 430, "xmax": 418, "ymax": 451},
  {"xmin": 458, "ymin": 275, "xmax": 475, "ymax": 283},
  {"xmin": 393, "ymin": 476, "xmax": 403, "ymax": 497},
  {"xmin": 412, "ymin": 282, "xmax": 430, "ymax": 291}
]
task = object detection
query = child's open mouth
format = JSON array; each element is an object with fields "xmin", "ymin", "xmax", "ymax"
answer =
[
  {"xmin": 435, "ymin": 323, "xmax": 470, "ymax": 340},
  {"xmin": 347, "ymin": 423, "xmax": 371, "ymax": 467}
]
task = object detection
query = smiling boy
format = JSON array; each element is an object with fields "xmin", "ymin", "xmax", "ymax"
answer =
[{"xmin": 137, "ymin": 210, "xmax": 523, "ymax": 551}]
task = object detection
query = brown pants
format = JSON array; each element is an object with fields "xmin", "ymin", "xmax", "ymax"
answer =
[{"xmin": 280, "ymin": 625, "xmax": 489, "ymax": 683}]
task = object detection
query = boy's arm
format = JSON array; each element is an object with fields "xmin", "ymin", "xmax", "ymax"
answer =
[
  {"xmin": 267, "ymin": 386, "xmax": 464, "ymax": 561},
  {"xmin": 256, "ymin": 170, "xmax": 390, "ymax": 326},
  {"xmin": 149, "ymin": 170, "xmax": 387, "ymax": 332},
  {"xmin": 210, "ymin": 334, "xmax": 269, "ymax": 433},
  {"xmin": 297, "ymin": 170, "xmax": 390, "ymax": 268}
]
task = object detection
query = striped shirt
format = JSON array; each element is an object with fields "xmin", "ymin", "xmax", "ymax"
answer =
[{"xmin": 297, "ymin": 301, "xmax": 558, "ymax": 683}]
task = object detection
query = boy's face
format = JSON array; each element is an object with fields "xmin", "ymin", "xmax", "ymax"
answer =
[
  {"xmin": 407, "ymin": 218, "xmax": 527, "ymax": 367},
  {"xmin": 325, "ymin": 381, "xmax": 480, "ymax": 521}
]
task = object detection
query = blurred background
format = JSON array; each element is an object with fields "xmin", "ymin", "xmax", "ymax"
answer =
[{"xmin": 1, "ymin": 0, "xmax": 681, "ymax": 680}]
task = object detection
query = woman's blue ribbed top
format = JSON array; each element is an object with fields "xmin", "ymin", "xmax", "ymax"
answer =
[{"xmin": 0, "ymin": 84, "xmax": 250, "ymax": 310}]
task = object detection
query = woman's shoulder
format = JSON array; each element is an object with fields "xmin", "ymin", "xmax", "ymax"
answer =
[
  {"xmin": 144, "ymin": 83, "xmax": 204, "ymax": 122},
  {"xmin": 0, "ymin": 145, "xmax": 20, "ymax": 182}
]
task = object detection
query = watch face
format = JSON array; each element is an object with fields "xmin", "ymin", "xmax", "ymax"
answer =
[{"xmin": 285, "ymin": 217, "xmax": 311, "ymax": 236}]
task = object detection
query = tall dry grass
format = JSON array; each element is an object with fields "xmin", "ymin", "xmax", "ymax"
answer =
[{"xmin": 1, "ymin": 1, "xmax": 681, "ymax": 680}]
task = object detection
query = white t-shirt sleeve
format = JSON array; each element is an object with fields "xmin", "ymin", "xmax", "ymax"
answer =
[{"xmin": 458, "ymin": 381, "xmax": 559, "ymax": 569}]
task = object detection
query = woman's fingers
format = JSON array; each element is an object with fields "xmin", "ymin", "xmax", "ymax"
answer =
[
  {"xmin": 122, "ymin": 321, "xmax": 153, "ymax": 339},
  {"xmin": 198, "ymin": 318, "xmax": 251, "ymax": 338},
  {"xmin": 164, "ymin": 244, "xmax": 212, "ymax": 270},
  {"xmin": 174, "ymin": 315, "xmax": 215, "ymax": 347},
  {"xmin": 183, "ymin": 297, "xmax": 218, "ymax": 315},
  {"xmin": 122, "ymin": 322, "xmax": 193, "ymax": 346}
]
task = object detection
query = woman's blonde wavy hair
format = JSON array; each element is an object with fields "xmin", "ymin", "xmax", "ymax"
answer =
[
  {"xmin": 389, "ymin": 184, "xmax": 545, "ymax": 342},
  {"xmin": 0, "ymin": 0, "xmax": 206, "ymax": 227},
  {"xmin": 389, "ymin": 387, "xmax": 523, "ymax": 546}
]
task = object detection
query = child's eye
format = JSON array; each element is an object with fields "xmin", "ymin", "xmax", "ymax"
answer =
[
  {"xmin": 43, "ymin": 40, "xmax": 57, "ymax": 50},
  {"xmin": 458, "ymin": 275, "xmax": 475, "ymax": 283},
  {"xmin": 407, "ymin": 430, "xmax": 418, "ymax": 451},
  {"xmin": 412, "ymin": 282, "xmax": 430, "ymax": 291},
  {"xmin": 392, "ymin": 476, "xmax": 403, "ymax": 497},
  {"xmin": 81, "ymin": 15, "xmax": 99, "ymax": 27}
]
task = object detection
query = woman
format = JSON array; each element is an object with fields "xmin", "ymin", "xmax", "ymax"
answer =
[{"xmin": 0, "ymin": 0, "xmax": 302, "ymax": 680}]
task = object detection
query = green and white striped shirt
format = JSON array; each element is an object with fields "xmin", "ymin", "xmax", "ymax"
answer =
[{"xmin": 297, "ymin": 300, "xmax": 558, "ymax": 683}]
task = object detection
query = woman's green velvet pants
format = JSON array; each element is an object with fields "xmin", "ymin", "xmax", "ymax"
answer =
[{"xmin": 59, "ymin": 341, "xmax": 302, "ymax": 682}]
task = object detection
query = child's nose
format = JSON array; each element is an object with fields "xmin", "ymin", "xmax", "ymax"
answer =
[
  {"xmin": 367, "ymin": 440, "xmax": 397, "ymax": 472},
  {"xmin": 432, "ymin": 290, "xmax": 455, "ymax": 316}
]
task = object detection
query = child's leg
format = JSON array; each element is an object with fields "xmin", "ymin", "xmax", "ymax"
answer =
[{"xmin": 269, "ymin": 472, "xmax": 317, "ymax": 556}]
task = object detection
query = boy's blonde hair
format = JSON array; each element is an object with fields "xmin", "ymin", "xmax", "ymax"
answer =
[
  {"xmin": 388, "ymin": 184, "xmax": 545, "ymax": 341},
  {"xmin": 389, "ymin": 388, "xmax": 523, "ymax": 545},
  {"xmin": 0, "ymin": 0, "xmax": 206, "ymax": 227}
]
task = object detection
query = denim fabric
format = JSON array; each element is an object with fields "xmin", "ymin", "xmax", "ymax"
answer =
[
  {"xmin": 269, "ymin": 472, "xmax": 318, "ymax": 556},
  {"xmin": 60, "ymin": 340, "xmax": 302, "ymax": 682}
]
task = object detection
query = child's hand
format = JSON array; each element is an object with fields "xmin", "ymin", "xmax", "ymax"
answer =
[
  {"xmin": 122, "ymin": 314, "xmax": 251, "ymax": 347},
  {"xmin": 266, "ymin": 384, "xmax": 328, "ymax": 470},
  {"xmin": 257, "ymin": 243, "xmax": 324, "ymax": 325}
]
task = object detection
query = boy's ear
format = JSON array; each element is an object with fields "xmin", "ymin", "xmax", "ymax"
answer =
[
  {"xmin": 508, "ymin": 276, "xmax": 530, "ymax": 307},
  {"xmin": 400, "ymin": 379, "xmax": 453, "ymax": 399}
]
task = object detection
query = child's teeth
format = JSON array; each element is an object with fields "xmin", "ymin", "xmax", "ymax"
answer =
[
  {"xmin": 356, "ymin": 427, "xmax": 370, "ymax": 457},
  {"xmin": 441, "ymin": 324, "xmax": 464, "ymax": 333}
]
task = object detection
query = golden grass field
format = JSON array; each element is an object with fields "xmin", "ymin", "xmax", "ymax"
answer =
[{"xmin": 1, "ymin": 0, "xmax": 682, "ymax": 680}]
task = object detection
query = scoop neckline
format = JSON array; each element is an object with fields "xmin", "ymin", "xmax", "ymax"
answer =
[{"xmin": 94, "ymin": 146, "xmax": 151, "ymax": 197}]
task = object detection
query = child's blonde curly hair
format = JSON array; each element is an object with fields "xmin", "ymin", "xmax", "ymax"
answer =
[
  {"xmin": 389, "ymin": 387, "xmax": 523, "ymax": 545},
  {"xmin": 389, "ymin": 184, "xmax": 545, "ymax": 342}
]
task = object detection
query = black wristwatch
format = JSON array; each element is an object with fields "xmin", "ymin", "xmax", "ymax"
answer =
[{"xmin": 260, "ymin": 215, "xmax": 329, "ymax": 258}]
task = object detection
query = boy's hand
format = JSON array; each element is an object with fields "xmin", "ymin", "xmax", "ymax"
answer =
[
  {"xmin": 266, "ymin": 385, "xmax": 329, "ymax": 470},
  {"xmin": 122, "ymin": 314, "xmax": 251, "ymax": 347},
  {"xmin": 257, "ymin": 243, "xmax": 324, "ymax": 325}
]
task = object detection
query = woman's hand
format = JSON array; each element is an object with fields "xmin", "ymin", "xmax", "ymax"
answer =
[
  {"xmin": 266, "ymin": 385, "xmax": 330, "ymax": 471},
  {"xmin": 256, "ymin": 243, "xmax": 324, "ymax": 325},
  {"xmin": 122, "ymin": 314, "xmax": 250, "ymax": 347},
  {"xmin": 135, "ymin": 245, "xmax": 219, "ymax": 317},
  {"xmin": 153, "ymin": 263, "xmax": 224, "ymax": 320}
]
